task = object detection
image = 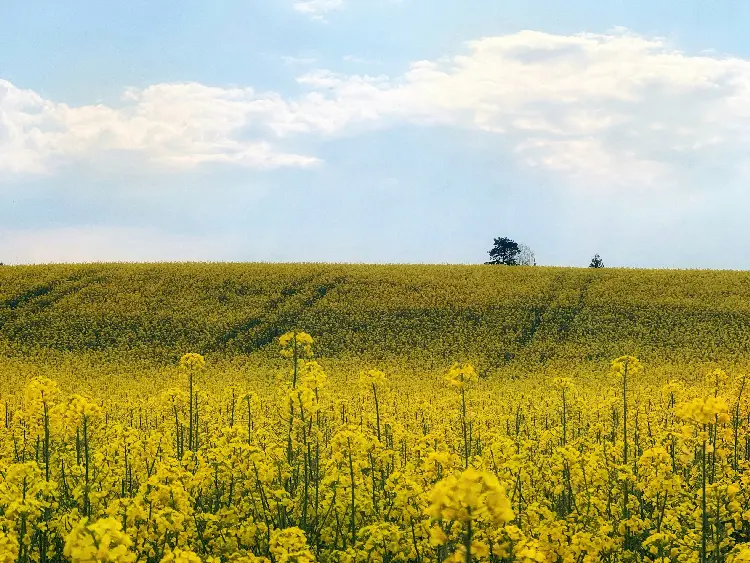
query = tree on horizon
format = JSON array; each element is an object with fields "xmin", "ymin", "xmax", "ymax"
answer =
[
  {"xmin": 486, "ymin": 237, "xmax": 521, "ymax": 265},
  {"xmin": 518, "ymin": 243, "xmax": 536, "ymax": 266}
]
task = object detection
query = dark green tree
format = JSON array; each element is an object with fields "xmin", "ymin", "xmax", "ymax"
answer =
[
  {"xmin": 589, "ymin": 254, "xmax": 604, "ymax": 268},
  {"xmin": 486, "ymin": 237, "xmax": 521, "ymax": 265}
]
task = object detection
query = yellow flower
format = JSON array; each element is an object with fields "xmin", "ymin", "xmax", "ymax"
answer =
[
  {"xmin": 64, "ymin": 517, "xmax": 135, "ymax": 563},
  {"xmin": 661, "ymin": 379, "xmax": 683, "ymax": 397},
  {"xmin": 429, "ymin": 525, "xmax": 448, "ymax": 546},
  {"xmin": 610, "ymin": 355, "xmax": 642, "ymax": 378},
  {"xmin": 706, "ymin": 368, "xmax": 728, "ymax": 388},
  {"xmin": 0, "ymin": 529, "xmax": 19, "ymax": 563},
  {"xmin": 471, "ymin": 540, "xmax": 490, "ymax": 558},
  {"xmin": 179, "ymin": 352, "xmax": 206, "ymax": 370},
  {"xmin": 279, "ymin": 331, "xmax": 314, "ymax": 358},
  {"xmin": 299, "ymin": 361, "xmax": 328, "ymax": 391},
  {"xmin": 676, "ymin": 395, "xmax": 729, "ymax": 425},
  {"xmin": 269, "ymin": 527, "xmax": 315, "ymax": 563},
  {"xmin": 65, "ymin": 394, "xmax": 103, "ymax": 419},
  {"xmin": 160, "ymin": 549, "xmax": 203, "ymax": 563},
  {"xmin": 444, "ymin": 362, "xmax": 478, "ymax": 389},
  {"xmin": 552, "ymin": 377, "xmax": 573, "ymax": 390},
  {"xmin": 359, "ymin": 369, "xmax": 388, "ymax": 388},
  {"xmin": 426, "ymin": 467, "xmax": 514, "ymax": 525},
  {"xmin": 728, "ymin": 545, "xmax": 750, "ymax": 563}
]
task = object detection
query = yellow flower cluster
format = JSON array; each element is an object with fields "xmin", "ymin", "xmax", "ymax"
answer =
[
  {"xmin": 179, "ymin": 353, "xmax": 206, "ymax": 370},
  {"xmin": 2, "ymin": 331, "xmax": 750, "ymax": 563},
  {"xmin": 64, "ymin": 517, "xmax": 135, "ymax": 563},
  {"xmin": 730, "ymin": 544, "xmax": 750, "ymax": 563},
  {"xmin": 299, "ymin": 360, "xmax": 328, "ymax": 391},
  {"xmin": 359, "ymin": 369, "xmax": 388, "ymax": 388},
  {"xmin": 279, "ymin": 331, "xmax": 314, "ymax": 359},
  {"xmin": 444, "ymin": 362, "xmax": 478, "ymax": 389},
  {"xmin": 269, "ymin": 527, "xmax": 315, "ymax": 563},
  {"xmin": 0, "ymin": 529, "xmax": 19, "ymax": 563},
  {"xmin": 426, "ymin": 467, "xmax": 514, "ymax": 525},
  {"xmin": 552, "ymin": 377, "xmax": 573, "ymax": 390},
  {"xmin": 610, "ymin": 355, "xmax": 643, "ymax": 378},
  {"xmin": 676, "ymin": 396, "xmax": 731, "ymax": 425}
]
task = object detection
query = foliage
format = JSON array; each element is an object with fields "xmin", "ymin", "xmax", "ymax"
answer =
[
  {"xmin": 590, "ymin": 255, "xmax": 604, "ymax": 268},
  {"xmin": 486, "ymin": 238, "xmax": 520, "ymax": 266},
  {"xmin": 2, "ymin": 329, "xmax": 750, "ymax": 561},
  {"xmin": 7, "ymin": 263, "xmax": 750, "ymax": 368},
  {"xmin": 517, "ymin": 244, "xmax": 536, "ymax": 267}
]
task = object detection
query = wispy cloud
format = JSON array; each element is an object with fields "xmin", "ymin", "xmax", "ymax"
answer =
[
  {"xmin": 281, "ymin": 55, "xmax": 319, "ymax": 66},
  {"xmin": 342, "ymin": 55, "xmax": 383, "ymax": 65},
  {"xmin": 292, "ymin": 0, "xmax": 404, "ymax": 22},
  {"xmin": 293, "ymin": 0, "xmax": 344, "ymax": 20}
]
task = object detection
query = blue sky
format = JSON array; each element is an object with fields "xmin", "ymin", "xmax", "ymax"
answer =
[{"xmin": 2, "ymin": 0, "xmax": 750, "ymax": 267}]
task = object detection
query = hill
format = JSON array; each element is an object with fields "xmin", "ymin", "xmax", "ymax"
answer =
[{"xmin": 3, "ymin": 263, "xmax": 750, "ymax": 368}]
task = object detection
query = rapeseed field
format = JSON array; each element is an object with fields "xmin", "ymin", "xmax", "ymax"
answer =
[{"xmin": 3, "ymin": 264, "xmax": 750, "ymax": 562}]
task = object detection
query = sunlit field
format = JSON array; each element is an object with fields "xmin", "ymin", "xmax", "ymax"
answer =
[{"xmin": 3, "ymin": 264, "xmax": 750, "ymax": 562}]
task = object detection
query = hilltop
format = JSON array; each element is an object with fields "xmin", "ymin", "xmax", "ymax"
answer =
[{"xmin": 2, "ymin": 263, "xmax": 750, "ymax": 368}]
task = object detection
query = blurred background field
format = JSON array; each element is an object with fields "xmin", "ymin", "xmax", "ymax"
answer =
[{"xmin": 3, "ymin": 263, "xmax": 750, "ymax": 371}]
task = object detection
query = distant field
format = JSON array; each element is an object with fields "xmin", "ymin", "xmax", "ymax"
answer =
[{"xmin": 3, "ymin": 263, "xmax": 750, "ymax": 368}]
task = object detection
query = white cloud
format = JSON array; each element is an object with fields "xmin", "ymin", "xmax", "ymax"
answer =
[
  {"xmin": 283, "ymin": 29, "xmax": 750, "ymax": 190},
  {"xmin": 5, "ymin": 29, "xmax": 750, "ymax": 189},
  {"xmin": 293, "ymin": 0, "xmax": 344, "ymax": 20},
  {"xmin": 0, "ymin": 80, "xmax": 321, "ymax": 176},
  {"xmin": 292, "ymin": 0, "xmax": 404, "ymax": 20}
]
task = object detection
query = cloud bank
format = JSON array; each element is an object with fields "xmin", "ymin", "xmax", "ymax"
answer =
[{"xmin": 4, "ymin": 29, "xmax": 750, "ymax": 190}]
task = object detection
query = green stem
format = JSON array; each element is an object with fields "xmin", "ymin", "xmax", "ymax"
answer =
[
  {"xmin": 462, "ymin": 387, "xmax": 469, "ymax": 468},
  {"xmin": 373, "ymin": 383, "xmax": 381, "ymax": 442},
  {"xmin": 701, "ymin": 432, "xmax": 707, "ymax": 563},
  {"xmin": 347, "ymin": 438, "xmax": 356, "ymax": 546},
  {"xmin": 83, "ymin": 414, "xmax": 91, "ymax": 518},
  {"xmin": 188, "ymin": 371, "xmax": 194, "ymax": 451},
  {"xmin": 622, "ymin": 363, "xmax": 629, "ymax": 549}
]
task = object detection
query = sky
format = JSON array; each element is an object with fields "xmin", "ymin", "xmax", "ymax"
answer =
[{"xmin": 2, "ymin": 0, "xmax": 750, "ymax": 268}]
